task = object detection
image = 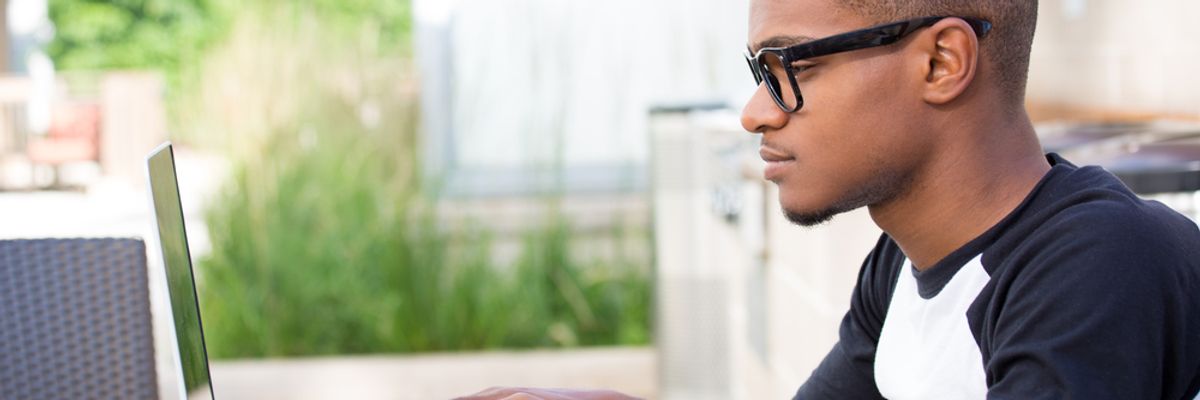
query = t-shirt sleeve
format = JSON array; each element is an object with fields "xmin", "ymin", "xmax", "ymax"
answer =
[
  {"xmin": 981, "ymin": 205, "xmax": 1200, "ymax": 400},
  {"xmin": 793, "ymin": 236, "xmax": 901, "ymax": 400}
]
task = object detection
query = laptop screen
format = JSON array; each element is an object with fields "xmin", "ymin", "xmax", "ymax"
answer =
[{"xmin": 147, "ymin": 143, "xmax": 215, "ymax": 400}]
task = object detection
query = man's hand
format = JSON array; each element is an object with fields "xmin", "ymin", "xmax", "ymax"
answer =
[{"xmin": 453, "ymin": 387, "xmax": 644, "ymax": 400}]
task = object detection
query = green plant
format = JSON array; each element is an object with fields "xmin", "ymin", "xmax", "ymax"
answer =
[
  {"xmin": 503, "ymin": 215, "xmax": 652, "ymax": 348},
  {"xmin": 47, "ymin": 0, "xmax": 228, "ymax": 69},
  {"xmin": 199, "ymin": 123, "xmax": 651, "ymax": 357},
  {"xmin": 186, "ymin": 1, "xmax": 651, "ymax": 359},
  {"xmin": 46, "ymin": 0, "xmax": 412, "ymax": 146}
]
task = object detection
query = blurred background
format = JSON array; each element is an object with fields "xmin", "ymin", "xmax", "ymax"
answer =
[{"xmin": 0, "ymin": 0, "xmax": 1197, "ymax": 399}]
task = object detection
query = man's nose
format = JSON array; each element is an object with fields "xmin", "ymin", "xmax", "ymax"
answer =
[{"xmin": 740, "ymin": 84, "xmax": 788, "ymax": 134}]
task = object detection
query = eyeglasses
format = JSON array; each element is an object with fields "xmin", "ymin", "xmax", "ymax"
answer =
[{"xmin": 745, "ymin": 16, "xmax": 992, "ymax": 113}]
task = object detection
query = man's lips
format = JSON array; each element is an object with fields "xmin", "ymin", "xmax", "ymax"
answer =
[
  {"xmin": 759, "ymin": 146, "xmax": 795, "ymax": 181},
  {"xmin": 759, "ymin": 147, "xmax": 794, "ymax": 163}
]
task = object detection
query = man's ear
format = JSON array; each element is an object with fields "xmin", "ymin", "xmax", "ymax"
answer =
[{"xmin": 917, "ymin": 18, "xmax": 981, "ymax": 105}]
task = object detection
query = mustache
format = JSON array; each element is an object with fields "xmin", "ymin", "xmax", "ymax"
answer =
[{"xmin": 759, "ymin": 139, "xmax": 791, "ymax": 156}]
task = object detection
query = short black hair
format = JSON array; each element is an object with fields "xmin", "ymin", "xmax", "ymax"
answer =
[{"xmin": 837, "ymin": 0, "xmax": 1038, "ymax": 105}]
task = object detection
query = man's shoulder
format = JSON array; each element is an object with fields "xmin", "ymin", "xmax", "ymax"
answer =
[
  {"xmin": 986, "ymin": 163, "xmax": 1200, "ymax": 291},
  {"xmin": 1033, "ymin": 172, "xmax": 1198, "ymax": 257},
  {"xmin": 976, "ymin": 179, "xmax": 1200, "ymax": 400}
]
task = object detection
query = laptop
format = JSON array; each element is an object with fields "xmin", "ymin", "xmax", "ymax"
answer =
[{"xmin": 146, "ymin": 142, "xmax": 216, "ymax": 400}]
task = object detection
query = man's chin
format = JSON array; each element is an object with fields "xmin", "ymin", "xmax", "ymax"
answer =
[
  {"xmin": 781, "ymin": 197, "xmax": 866, "ymax": 227},
  {"xmin": 783, "ymin": 208, "xmax": 840, "ymax": 227},
  {"xmin": 776, "ymin": 159, "xmax": 907, "ymax": 227}
]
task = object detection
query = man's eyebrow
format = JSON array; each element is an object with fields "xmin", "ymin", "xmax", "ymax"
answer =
[{"xmin": 749, "ymin": 35, "xmax": 817, "ymax": 53}]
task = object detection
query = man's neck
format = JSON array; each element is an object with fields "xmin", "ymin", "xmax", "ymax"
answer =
[{"xmin": 868, "ymin": 113, "xmax": 1051, "ymax": 271}]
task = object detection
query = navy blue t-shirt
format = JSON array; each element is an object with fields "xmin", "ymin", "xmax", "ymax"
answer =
[{"xmin": 794, "ymin": 154, "xmax": 1200, "ymax": 399}]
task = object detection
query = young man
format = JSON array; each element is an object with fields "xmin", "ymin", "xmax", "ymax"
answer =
[
  {"xmin": 462, "ymin": 0, "xmax": 1200, "ymax": 398},
  {"xmin": 744, "ymin": 0, "xmax": 1200, "ymax": 398}
]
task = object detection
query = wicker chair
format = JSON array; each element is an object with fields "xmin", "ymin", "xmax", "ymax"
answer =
[{"xmin": 0, "ymin": 238, "xmax": 158, "ymax": 399}]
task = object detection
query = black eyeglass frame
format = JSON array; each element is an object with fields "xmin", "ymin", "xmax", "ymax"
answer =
[{"xmin": 745, "ymin": 16, "xmax": 993, "ymax": 113}]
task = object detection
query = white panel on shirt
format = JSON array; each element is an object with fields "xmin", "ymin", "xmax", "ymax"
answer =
[{"xmin": 875, "ymin": 255, "xmax": 991, "ymax": 400}]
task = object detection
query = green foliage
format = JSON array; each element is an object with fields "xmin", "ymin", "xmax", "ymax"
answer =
[
  {"xmin": 188, "ymin": 2, "xmax": 649, "ymax": 358},
  {"xmin": 506, "ymin": 219, "xmax": 653, "ymax": 348},
  {"xmin": 46, "ymin": 0, "xmax": 413, "ymax": 145},
  {"xmin": 46, "ymin": 0, "xmax": 410, "ymax": 73},
  {"xmin": 253, "ymin": 0, "xmax": 413, "ymax": 54},
  {"xmin": 47, "ymin": 0, "xmax": 230, "ymax": 72},
  {"xmin": 197, "ymin": 104, "xmax": 651, "ymax": 358}
]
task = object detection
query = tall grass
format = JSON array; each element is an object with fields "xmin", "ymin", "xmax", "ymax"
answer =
[
  {"xmin": 191, "ymin": 5, "xmax": 650, "ymax": 359},
  {"xmin": 199, "ymin": 122, "xmax": 651, "ymax": 358}
]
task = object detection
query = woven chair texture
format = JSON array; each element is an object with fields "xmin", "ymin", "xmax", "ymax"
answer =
[{"xmin": 0, "ymin": 238, "xmax": 158, "ymax": 399}]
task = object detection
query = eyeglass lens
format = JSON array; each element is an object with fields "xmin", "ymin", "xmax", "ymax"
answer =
[{"xmin": 754, "ymin": 52, "xmax": 800, "ymax": 111}]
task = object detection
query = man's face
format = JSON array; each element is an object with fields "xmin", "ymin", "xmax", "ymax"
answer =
[{"xmin": 743, "ymin": 0, "xmax": 932, "ymax": 225}]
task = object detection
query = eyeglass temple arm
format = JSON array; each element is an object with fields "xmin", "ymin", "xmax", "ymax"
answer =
[
  {"xmin": 782, "ymin": 16, "xmax": 992, "ymax": 61},
  {"xmin": 890, "ymin": 16, "xmax": 993, "ymax": 41},
  {"xmin": 962, "ymin": 18, "xmax": 993, "ymax": 38}
]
